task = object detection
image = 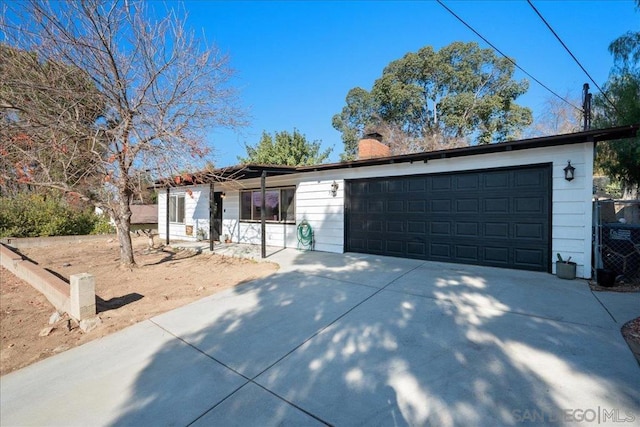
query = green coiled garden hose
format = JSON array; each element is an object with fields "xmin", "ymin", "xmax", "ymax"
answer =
[{"xmin": 297, "ymin": 220, "xmax": 314, "ymax": 250}]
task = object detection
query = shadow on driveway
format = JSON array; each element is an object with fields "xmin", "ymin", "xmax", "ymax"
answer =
[{"xmin": 109, "ymin": 252, "xmax": 640, "ymax": 426}]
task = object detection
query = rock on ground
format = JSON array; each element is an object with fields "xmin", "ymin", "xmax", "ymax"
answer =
[{"xmin": 79, "ymin": 317, "xmax": 103, "ymax": 333}]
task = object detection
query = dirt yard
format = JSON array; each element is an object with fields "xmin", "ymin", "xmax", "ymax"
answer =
[{"xmin": 0, "ymin": 237, "xmax": 278, "ymax": 376}]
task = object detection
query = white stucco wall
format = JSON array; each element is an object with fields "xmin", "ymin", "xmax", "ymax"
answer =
[
  {"xmin": 157, "ymin": 186, "xmax": 207, "ymax": 241},
  {"xmin": 159, "ymin": 141, "xmax": 594, "ymax": 278}
]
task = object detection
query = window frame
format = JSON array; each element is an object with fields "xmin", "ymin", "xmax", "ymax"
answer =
[
  {"xmin": 168, "ymin": 194, "xmax": 185, "ymax": 224},
  {"xmin": 240, "ymin": 186, "xmax": 296, "ymax": 224}
]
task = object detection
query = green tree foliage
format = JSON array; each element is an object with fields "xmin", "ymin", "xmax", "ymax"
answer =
[
  {"xmin": 333, "ymin": 42, "xmax": 532, "ymax": 160},
  {"xmin": 594, "ymin": 0, "xmax": 640, "ymax": 194},
  {"xmin": 331, "ymin": 88, "xmax": 379, "ymax": 161},
  {"xmin": 238, "ymin": 129, "xmax": 332, "ymax": 166},
  {"xmin": 0, "ymin": 194, "xmax": 114, "ymax": 238}
]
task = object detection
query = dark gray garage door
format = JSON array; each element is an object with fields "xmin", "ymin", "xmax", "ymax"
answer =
[{"xmin": 345, "ymin": 164, "xmax": 551, "ymax": 271}]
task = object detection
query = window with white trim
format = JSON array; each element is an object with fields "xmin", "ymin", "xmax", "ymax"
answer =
[
  {"xmin": 169, "ymin": 194, "xmax": 185, "ymax": 223},
  {"xmin": 240, "ymin": 187, "xmax": 295, "ymax": 223}
]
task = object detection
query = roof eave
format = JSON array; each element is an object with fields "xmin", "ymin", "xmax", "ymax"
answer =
[
  {"xmin": 155, "ymin": 125, "xmax": 639, "ymax": 185},
  {"xmin": 296, "ymin": 124, "xmax": 640, "ymax": 173}
]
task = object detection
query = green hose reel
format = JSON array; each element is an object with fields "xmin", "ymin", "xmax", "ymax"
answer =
[{"xmin": 297, "ymin": 220, "xmax": 314, "ymax": 250}]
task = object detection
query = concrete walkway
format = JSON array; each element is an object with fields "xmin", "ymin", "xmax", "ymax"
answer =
[{"xmin": 1, "ymin": 249, "xmax": 639, "ymax": 426}]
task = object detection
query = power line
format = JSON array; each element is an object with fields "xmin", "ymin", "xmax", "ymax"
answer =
[
  {"xmin": 436, "ymin": 0, "xmax": 583, "ymax": 113},
  {"xmin": 526, "ymin": 0, "xmax": 619, "ymax": 113}
]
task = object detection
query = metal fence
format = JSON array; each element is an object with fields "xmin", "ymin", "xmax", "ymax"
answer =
[{"xmin": 593, "ymin": 200, "xmax": 640, "ymax": 286}]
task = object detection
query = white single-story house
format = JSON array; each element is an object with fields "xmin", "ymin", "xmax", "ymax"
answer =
[{"xmin": 157, "ymin": 125, "xmax": 638, "ymax": 279}]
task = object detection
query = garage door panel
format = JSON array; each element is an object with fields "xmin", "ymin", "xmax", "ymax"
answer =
[
  {"xmin": 407, "ymin": 242, "xmax": 426, "ymax": 256},
  {"xmin": 485, "ymin": 223, "xmax": 509, "ymax": 238},
  {"xmin": 484, "ymin": 198, "xmax": 509, "ymax": 213},
  {"xmin": 456, "ymin": 199, "xmax": 479, "ymax": 213},
  {"xmin": 430, "ymin": 243, "xmax": 451, "ymax": 258},
  {"xmin": 456, "ymin": 222, "xmax": 480, "ymax": 237},
  {"xmin": 456, "ymin": 245, "xmax": 479, "ymax": 262},
  {"xmin": 407, "ymin": 178, "xmax": 426, "ymax": 192},
  {"xmin": 484, "ymin": 247, "xmax": 510, "ymax": 264},
  {"xmin": 456, "ymin": 174, "xmax": 479, "ymax": 190},
  {"xmin": 387, "ymin": 200, "xmax": 404, "ymax": 212},
  {"xmin": 430, "ymin": 222, "xmax": 451, "ymax": 236},
  {"xmin": 514, "ymin": 248, "xmax": 545, "ymax": 269},
  {"xmin": 484, "ymin": 172, "xmax": 510, "ymax": 189},
  {"xmin": 408, "ymin": 221, "xmax": 426, "ymax": 233},
  {"xmin": 386, "ymin": 240, "xmax": 404, "ymax": 255},
  {"xmin": 514, "ymin": 169, "xmax": 546, "ymax": 188},
  {"xmin": 387, "ymin": 221, "xmax": 404, "ymax": 233},
  {"xmin": 515, "ymin": 197, "xmax": 545, "ymax": 213},
  {"xmin": 367, "ymin": 238, "xmax": 384, "ymax": 251},
  {"xmin": 350, "ymin": 182, "xmax": 367, "ymax": 196},
  {"xmin": 351, "ymin": 200, "xmax": 367, "ymax": 213},
  {"xmin": 346, "ymin": 165, "xmax": 551, "ymax": 272},
  {"xmin": 368, "ymin": 200, "xmax": 384, "ymax": 213},
  {"xmin": 430, "ymin": 199, "xmax": 451, "ymax": 213},
  {"xmin": 388, "ymin": 180, "xmax": 404, "ymax": 192},
  {"xmin": 349, "ymin": 218, "xmax": 363, "ymax": 231},
  {"xmin": 514, "ymin": 223, "xmax": 545, "ymax": 240},
  {"xmin": 349, "ymin": 237, "xmax": 366, "ymax": 251},
  {"xmin": 368, "ymin": 220, "xmax": 383, "ymax": 232},
  {"xmin": 408, "ymin": 200, "xmax": 426, "ymax": 213},
  {"xmin": 431, "ymin": 176, "xmax": 452, "ymax": 190},
  {"xmin": 368, "ymin": 181, "xmax": 384, "ymax": 193}
]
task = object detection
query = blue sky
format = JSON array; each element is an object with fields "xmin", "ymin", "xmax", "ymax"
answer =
[{"xmin": 182, "ymin": 1, "xmax": 638, "ymax": 166}]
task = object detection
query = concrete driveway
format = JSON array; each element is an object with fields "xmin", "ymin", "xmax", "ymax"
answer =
[{"xmin": 2, "ymin": 249, "xmax": 639, "ymax": 426}]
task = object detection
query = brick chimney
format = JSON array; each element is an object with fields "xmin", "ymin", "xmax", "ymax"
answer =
[{"xmin": 358, "ymin": 132, "xmax": 390, "ymax": 160}]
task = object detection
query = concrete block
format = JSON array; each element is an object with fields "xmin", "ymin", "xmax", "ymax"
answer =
[
  {"xmin": 70, "ymin": 273, "xmax": 96, "ymax": 320},
  {"xmin": 0, "ymin": 244, "xmax": 23, "ymax": 275}
]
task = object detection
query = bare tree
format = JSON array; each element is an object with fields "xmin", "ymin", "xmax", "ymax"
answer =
[
  {"xmin": 526, "ymin": 95, "xmax": 582, "ymax": 138},
  {"xmin": 372, "ymin": 121, "xmax": 468, "ymax": 156},
  {"xmin": 0, "ymin": 0, "xmax": 244, "ymax": 267}
]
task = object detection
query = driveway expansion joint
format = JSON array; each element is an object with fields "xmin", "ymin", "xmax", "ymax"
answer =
[
  {"xmin": 149, "ymin": 313, "xmax": 336, "ymax": 427},
  {"xmin": 590, "ymin": 288, "xmax": 619, "ymax": 323}
]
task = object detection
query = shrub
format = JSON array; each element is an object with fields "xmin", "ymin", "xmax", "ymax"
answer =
[
  {"xmin": 91, "ymin": 214, "xmax": 115, "ymax": 235},
  {"xmin": 0, "ymin": 194, "xmax": 110, "ymax": 238}
]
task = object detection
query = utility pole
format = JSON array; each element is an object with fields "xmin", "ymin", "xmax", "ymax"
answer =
[{"xmin": 582, "ymin": 83, "xmax": 592, "ymax": 131}]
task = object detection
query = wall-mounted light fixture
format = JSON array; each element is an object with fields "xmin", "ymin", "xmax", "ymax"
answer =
[
  {"xmin": 330, "ymin": 181, "xmax": 339, "ymax": 197},
  {"xmin": 220, "ymin": 192, "xmax": 226, "ymax": 199},
  {"xmin": 563, "ymin": 161, "xmax": 575, "ymax": 181}
]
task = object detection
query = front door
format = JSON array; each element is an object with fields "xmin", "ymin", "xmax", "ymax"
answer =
[{"xmin": 213, "ymin": 192, "xmax": 223, "ymax": 240}]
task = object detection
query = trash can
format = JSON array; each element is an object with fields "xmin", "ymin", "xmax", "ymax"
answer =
[{"xmin": 597, "ymin": 268, "xmax": 616, "ymax": 287}]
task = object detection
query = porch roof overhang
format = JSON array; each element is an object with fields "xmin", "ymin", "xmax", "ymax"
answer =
[
  {"xmin": 156, "ymin": 124, "xmax": 638, "ymax": 186},
  {"xmin": 155, "ymin": 164, "xmax": 298, "ymax": 188}
]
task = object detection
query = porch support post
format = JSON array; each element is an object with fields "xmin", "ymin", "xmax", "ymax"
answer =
[
  {"xmin": 261, "ymin": 170, "xmax": 267, "ymax": 259},
  {"xmin": 209, "ymin": 182, "xmax": 215, "ymax": 252},
  {"xmin": 165, "ymin": 187, "xmax": 170, "ymax": 245}
]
